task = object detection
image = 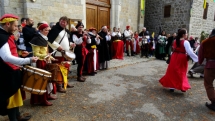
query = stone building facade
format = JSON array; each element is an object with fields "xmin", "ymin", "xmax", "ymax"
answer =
[
  {"xmin": 0, "ymin": 0, "xmax": 144, "ymax": 32},
  {"xmin": 145, "ymin": 0, "xmax": 215, "ymax": 37}
]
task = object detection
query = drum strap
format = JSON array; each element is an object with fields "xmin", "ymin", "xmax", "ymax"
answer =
[{"xmin": 53, "ymin": 31, "xmax": 67, "ymax": 57}]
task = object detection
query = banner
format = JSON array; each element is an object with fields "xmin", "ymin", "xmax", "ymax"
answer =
[
  {"xmin": 203, "ymin": 0, "xmax": 207, "ymax": 9},
  {"xmin": 141, "ymin": 0, "xmax": 145, "ymax": 17}
]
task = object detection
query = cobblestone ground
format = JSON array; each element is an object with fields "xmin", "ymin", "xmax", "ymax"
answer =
[{"xmin": 1, "ymin": 55, "xmax": 214, "ymax": 121}]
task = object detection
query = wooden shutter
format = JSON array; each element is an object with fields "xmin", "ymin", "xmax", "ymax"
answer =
[
  {"xmin": 164, "ymin": 5, "xmax": 171, "ymax": 18},
  {"xmin": 203, "ymin": 3, "xmax": 209, "ymax": 19}
]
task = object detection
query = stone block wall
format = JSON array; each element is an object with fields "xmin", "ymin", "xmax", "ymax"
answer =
[
  {"xmin": 24, "ymin": 0, "xmax": 85, "ymax": 27},
  {"xmin": 0, "ymin": 0, "xmax": 25, "ymax": 20},
  {"xmin": 189, "ymin": 0, "xmax": 215, "ymax": 37},
  {"xmin": 144, "ymin": 0, "xmax": 191, "ymax": 36},
  {"xmin": 118, "ymin": 0, "xmax": 143, "ymax": 32}
]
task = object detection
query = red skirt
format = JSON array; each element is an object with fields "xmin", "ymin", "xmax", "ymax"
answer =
[{"xmin": 159, "ymin": 53, "xmax": 191, "ymax": 91}]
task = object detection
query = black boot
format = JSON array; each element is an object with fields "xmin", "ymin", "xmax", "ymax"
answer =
[
  {"xmin": 131, "ymin": 51, "xmax": 134, "ymax": 56},
  {"xmin": 126, "ymin": 50, "xmax": 130, "ymax": 56},
  {"xmin": 206, "ymin": 102, "xmax": 215, "ymax": 111}
]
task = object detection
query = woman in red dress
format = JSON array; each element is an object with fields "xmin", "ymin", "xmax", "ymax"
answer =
[{"xmin": 159, "ymin": 28, "xmax": 198, "ymax": 92}]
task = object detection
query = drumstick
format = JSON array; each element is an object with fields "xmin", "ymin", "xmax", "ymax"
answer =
[{"xmin": 44, "ymin": 50, "xmax": 57, "ymax": 59}]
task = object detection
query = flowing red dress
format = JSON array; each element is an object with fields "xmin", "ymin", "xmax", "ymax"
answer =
[{"xmin": 159, "ymin": 40, "xmax": 191, "ymax": 91}]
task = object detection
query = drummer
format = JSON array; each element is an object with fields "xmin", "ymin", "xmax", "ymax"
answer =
[
  {"xmin": 47, "ymin": 16, "xmax": 75, "ymax": 93},
  {"xmin": 29, "ymin": 23, "xmax": 56, "ymax": 106},
  {"xmin": 0, "ymin": 13, "xmax": 38, "ymax": 121}
]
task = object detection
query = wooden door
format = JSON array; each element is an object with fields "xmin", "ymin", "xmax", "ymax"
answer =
[
  {"xmin": 98, "ymin": 7, "xmax": 110, "ymax": 30},
  {"xmin": 86, "ymin": 4, "xmax": 98, "ymax": 30},
  {"xmin": 86, "ymin": 0, "xmax": 110, "ymax": 31}
]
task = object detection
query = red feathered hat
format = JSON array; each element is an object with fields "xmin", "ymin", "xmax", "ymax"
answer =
[
  {"xmin": 89, "ymin": 27, "xmax": 97, "ymax": 32},
  {"xmin": 126, "ymin": 26, "xmax": 130, "ymax": 29},
  {"xmin": 0, "ymin": 14, "xmax": 19, "ymax": 23}
]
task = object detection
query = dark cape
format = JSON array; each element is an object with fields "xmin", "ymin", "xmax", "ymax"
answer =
[
  {"xmin": 73, "ymin": 31, "xmax": 85, "ymax": 64},
  {"xmin": 87, "ymin": 32, "xmax": 97, "ymax": 49},
  {"xmin": 0, "ymin": 29, "xmax": 22, "ymax": 116},
  {"xmin": 30, "ymin": 33, "xmax": 48, "ymax": 47},
  {"xmin": 98, "ymin": 31, "xmax": 110, "ymax": 63},
  {"xmin": 139, "ymin": 31, "xmax": 149, "ymax": 36},
  {"xmin": 47, "ymin": 22, "xmax": 70, "ymax": 44}
]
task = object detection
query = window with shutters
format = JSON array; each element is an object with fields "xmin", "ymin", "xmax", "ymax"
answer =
[
  {"xmin": 164, "ymin": 5, "xmax": 171, "ymax": 18},
  {"xmin": 203, "ymin": 3, "xmax": 209, "ymax": 19}
]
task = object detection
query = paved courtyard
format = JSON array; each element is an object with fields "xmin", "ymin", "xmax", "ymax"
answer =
[{"xmin": 1, "ymin": 55, "xmax": 214, "ymax": 121}]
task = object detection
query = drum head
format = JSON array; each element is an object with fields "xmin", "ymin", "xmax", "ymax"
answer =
[
  {"xmin": 65, "ymin": 51, "xmax": 76, "ymax": 59},
  {"xmin": 24, "ymin": 65, "xmax": 52, "ymax": 77}
]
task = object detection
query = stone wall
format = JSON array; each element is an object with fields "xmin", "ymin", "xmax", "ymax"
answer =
[
  {"xmin": 24, "ymin": 0, "xmax": 85, "ymax": 27},
  {"xmin": 0, "ymin": 0, "xmax": 25, "ymax": 20},
  {"xmin": 118, "ymin": 0, "xmax": 144, "ymax": 32},
  {"xmin": 189, "ymin": 0, "xmax": 215, "ymax": 37},
  {"xmin": 145, "ymin": 0, "xmax": 191, "ymax": 36}
]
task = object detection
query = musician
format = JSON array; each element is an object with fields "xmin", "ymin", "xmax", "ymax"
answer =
[
  {"xmin": 0, "ymin": 14, "xmax": 38, "ymax": 121},
  {"xmin": 86, "ymin": 27, "xmax": 100, "ymax": 75},
  {"xmin": 124, "ymin": 26, "xmax": 134, "ymax": 56},
  {"xmin": 22, "ymin": 18, "xmax": 37, "ymax": 57},
  {"xmin": 98, "ymin": 26, "xmax": 111, "ymax": 69},
  {"xmin": 112, "ymin": 27, "xmax": 121, "ymax": 41},
  {"xmin": 47, "ymin": 16, "xmax": 75, "ymax": 93},
  {"xmin": 29, "ymin": 23, "xmax": 56, "ymax": 106},
  {"xmin": 73, "ymin": 21, "xmax": 91, "ymax": 82},
  {"xmin": 140, "ymin": 32, "xmax": 150, "ymax": 58}
]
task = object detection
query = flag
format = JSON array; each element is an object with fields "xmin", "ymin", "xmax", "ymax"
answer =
[
  {"xmin": 141, "ymin": 0, "xmax": 145, "ymax": 17},
  {"xmin": 151, "ymin": 32, "xmax": 155, "ymax": 38},
  {"xmin": 203, "ymin": 0, "xmax": 207, "ymax": 9}
]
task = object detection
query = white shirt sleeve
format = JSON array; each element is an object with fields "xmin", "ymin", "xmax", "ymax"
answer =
[
  {"xmin": 95, "ymin": 38, "xmax": 100, "ymax": 45},
  {"xmin": 87, "ymin": 38, "xmax": 91, "ymax": 44},
  {"xmin": 0, "ymin": 43, "xmax": 31, "ymax": 65},
  {"xmin": 48, "ymin": 41, "xmax": 60, "ymax": 50},
  {"xmin": 111, "ymin": 32, "xmax": 116, "ymax": 36},
  {"xmin": 73, "ymin": 35, "xmax": 83, "ymax": 45},
  {"xmin": 118, "ymin": 32, "xmax": 121, "ymax": 37},
  {"xmin": 106, "ymin": 35, "xmax": 111, "ymax": 41},
  {"xmin": 124, "ymin": 30, "xmax": 131, "ymax": 37},
  {"xmin": 184, "ymin": 40, "xmax": 198, "ymax": 62}
]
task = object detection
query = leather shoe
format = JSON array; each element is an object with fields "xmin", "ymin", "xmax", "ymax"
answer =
[
  {"xmin": 169, "ymin": 89, "xmax": 174, "ymax": 92},
  {"xmin": 81, "ymin": 76, "xmax": 86, "ymax": 80},
  {"xmin": 188, "ymin": 70, "xmax": 194, "ymax": 78},
  {"xmin": 48, "ymin": 96, "xmax": 57, "ymax": 100},
  {"xmin": 206, "ymin": 102, "xmax": 215, "ymax": 111},
  {"xmin": 57, "ymin": 87, "xmax": 66, "ymax": 93},
  {"xmin": 17, "ymin": 115, "xmax": 31, "ymax": 121},
  {"xmin": 41, "ymin": 100, "xmax": 53, "ymax": 106},
  {"xmin": 67, "ymin": 84, "xmax": 74, "ymax": 88},
  {"xmin": 77, "ymin": 77, "xmax": 86, "ymax": 82}
]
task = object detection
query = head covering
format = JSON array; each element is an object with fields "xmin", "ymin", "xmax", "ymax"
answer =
[
  {"xmin": 126, "ymin": 26, "xmax": 130, "ymax": 29},
  {"xmin": 102, "ymin": 26, "xmax": 107, "ymax": 30},
  {"xmin": 38, "ymin": 23, "xmax": 49, "ymax": 30},
  {"xmin": 209, "ymin": 28, "xmax": 215, "ymax": 38},
  {"xmin": 0, "ymin": 14, "xmax": 19, "ymax": 23},
  {"xmin": 75, "ymin": 21, "xmax": 84, "ymax": 29},
  {"xmin": 189, "ymin": 36, "xmax": 193, "ymax": 40},
  {"xmin": 89, "ymin": 27, "xmax": 97, "ymax": 32}
]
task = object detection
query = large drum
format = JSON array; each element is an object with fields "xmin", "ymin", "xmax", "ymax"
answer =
[
  {"xmin": 46, "ymin": 64, "xmax": 67, "ymax": 83},
  {"xmin": 22, "ymin": 65, "xmax": 51, "ymax": 95}
]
